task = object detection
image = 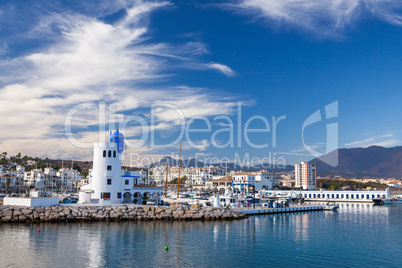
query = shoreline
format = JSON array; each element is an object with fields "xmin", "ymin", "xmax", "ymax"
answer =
[{"xmin": 0, "ymin": 205, "xmax": 247, "ymax": 223}]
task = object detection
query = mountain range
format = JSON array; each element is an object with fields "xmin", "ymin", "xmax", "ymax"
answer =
[{"xmin": 309, "ymin": 145, "xmax": 402, "ymax": 177}]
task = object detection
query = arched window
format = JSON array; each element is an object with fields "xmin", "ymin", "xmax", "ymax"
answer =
[
  {"xmin": 103, "ymin": 150, "xmax": 106, "ymax": 157},
  {"xmin": 113, "ymin": 151, "xmax": 116, "ymax": 158},
  {"xmin": 108, "ymin": 150, "xmax": 111, "ymax": 157}
]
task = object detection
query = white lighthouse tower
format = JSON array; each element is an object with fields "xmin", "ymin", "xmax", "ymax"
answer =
[{"xmin": 91, "ymin": 130, "xmax": 125, "ymax": 204}]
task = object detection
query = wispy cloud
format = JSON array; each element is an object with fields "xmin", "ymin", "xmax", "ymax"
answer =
[
  {"xmin": 344, "ymin": 133, "xmax": 401, "ymax": 148},
  {"xmin": 207, "ymin": 63, "xmax": 235, "ymax": 76},
  {"xmin": 291, "ymin": 142, "xmax": 325, "ymax": 153},
  {"xmin": 224, "ymin": 0, "xmax": 402, "ymax": 36},
  {"xmin": 0, "ymin": 1, "xmax": 238, "ymax": 159}
]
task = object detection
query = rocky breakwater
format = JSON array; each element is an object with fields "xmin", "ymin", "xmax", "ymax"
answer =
[{"xmin": 0, "ymin": 205, "xmax": 247, "ymax": 223}]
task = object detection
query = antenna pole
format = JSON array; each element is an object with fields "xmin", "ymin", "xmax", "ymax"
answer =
[{"xmin": 176, "ymin": 140, "xmax": 182, "ymax": 199}]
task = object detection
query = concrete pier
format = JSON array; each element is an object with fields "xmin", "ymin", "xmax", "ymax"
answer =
[{"xmin": 235, "ymin": 205, "xmax": 323, "ymax": 215}]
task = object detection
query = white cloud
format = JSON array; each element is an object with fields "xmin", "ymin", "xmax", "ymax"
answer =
[
  {"xmin": 344, "ymin": 133, "xmax": 401, "ymax": 148},
  {"xmin": 0, "ymin": 1, "xmax": 238, "ymax": 159},
  {"xmin": 207, "ymin": 63, "xmax": 235, "ymax": 76},
  {"xmin": 225, "ymin": 0, "xmax": 402, "ymax": 36}
]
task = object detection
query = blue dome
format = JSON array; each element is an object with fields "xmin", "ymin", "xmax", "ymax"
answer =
[{"xmin": 110, "ymin": 129, "xmax": 124, "ymax": 154}]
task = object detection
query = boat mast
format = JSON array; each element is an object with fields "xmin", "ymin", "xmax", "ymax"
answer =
[
  {"xmin": 165, "ymin": 159, "xmax": 169, "ymax": 199},
  {"xmin": 176, "ymin": 140, "xmax": 182, "ymax": 199},
  {"xmin": 225, "ymin": 162, "xmax": 228, "ymax": 187}
]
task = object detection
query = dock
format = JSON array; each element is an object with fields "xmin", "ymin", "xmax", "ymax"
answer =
[{"xmin": 234, "ymin": 205, "xmax": 323, "ymax": 215}]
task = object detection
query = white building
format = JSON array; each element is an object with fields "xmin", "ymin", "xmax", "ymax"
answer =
[
  {"xmin": 57, "ymin": 168, "xmax": 82, "ymax": 188},
  {"xmin": 81, "ymin": 130, "xmax": 161, "ymax": 204},
  {"xmin": 205, "ymin": 176, "xmax": 232, "ymax": 190},
  {"xmin": 295, "ymin": 162, "xmax": 317, "ymax": 190},
  {"xmin": 24, "ymin": 169, "xmax": 45, "ymax": 186},
  {"xmin": 0, "ymin": 165, "xmax": 3, "ymax": 176},
  {"xmin": 16, "ymin": 165, "xmax": 25, "ymax": 176},
  {"xmin": 232, "ymin": 173, "xmax": 256, "ymax": 193},
  {"xmin": 149, "ymin": 165, "xmax": 226, "ymax": 186},
  {"xmin": 0, "ymin": 176, "xmax": 23, "ymax": 187},
  {"xmin": 252, "ymin": 171, "xmax": 280, "ymax": 190},
  {"xmin": 300, "ymin": 189, "xmax": 390, "ymax": 202}
]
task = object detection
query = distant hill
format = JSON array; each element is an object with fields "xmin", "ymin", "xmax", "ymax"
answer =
[
  {"xmin": 146, "ymin": 156, "xmax": 294, "ymax": 172},
  {"xmin": 309, "ymin": 146, "xmax": 402, "ymax": 177}
]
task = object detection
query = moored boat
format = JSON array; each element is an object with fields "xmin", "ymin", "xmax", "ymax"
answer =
[
  {"xmin": 323, "ymin": 201, "xmax": 339, "ymax": 211},
  {"xmin": 372, "ymin": 198, "xmax": 384, "ymax": 205},
  {"xmin": 382, "ymin": 195, "xmax": 402, "ymax": 204}
]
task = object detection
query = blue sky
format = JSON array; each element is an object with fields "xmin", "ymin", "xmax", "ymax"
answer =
[{"xmin": 1, "ymin": 0, "xmax": 402, "ymax": 167}]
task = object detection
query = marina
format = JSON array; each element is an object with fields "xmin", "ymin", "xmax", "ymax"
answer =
[{"xmin": 0, "ymin": 202, "xmax": 399, "ymax": 267}]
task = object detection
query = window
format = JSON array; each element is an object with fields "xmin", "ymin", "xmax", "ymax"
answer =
[
  {"xmin": 107, "ymin": 179, "xmax": 112, "ymax": 185},
  {"xmin": 113, "ymin": 151, "xmax": 116, "ymax": 158},
  {"xmin": 125, "ymin": 180, "xmax": 129, "ymax": 185},
  {"xmin": 103, "ymin": 150, "xmax": 106, "ymax": 157},
  {"xmin": 117, "ymin": 192, "xmax": 121, "ymax": 199},
  {"xmin": 102, "ymin": 192, "xmax": 110, "ymax": 199},
  {"xmin": 332, "ymin": 194, "xmax": 334, "ymax": 198},
  {"xmin": 107, "ymin": 166, "xmax": 112, "ymax": 171},
  {"xmin": 108, "ymin": 150, "xmax": 111, "ymax": 157},
  {"xmin": 366, "ymin": 194, "xmax": 369, "ymax": 199},
  {"xmin": 346, "ymin": 194, "xmax": 349, "ymax": 199},
  {"xmin": 336, "ymin": 194, "xmax": 339, "ymax": 198},
  {"xmin": 351, "ymin": 194, "xmax": 354, "ymax": 199},
  {"xmin": 341, "ymin": 194, "xmax": 344, "ymax": 198}
]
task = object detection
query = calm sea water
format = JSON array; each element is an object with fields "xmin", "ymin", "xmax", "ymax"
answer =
[{"xmin": 0, "ymin": 203, "xmax": 401, "ymax": 268}]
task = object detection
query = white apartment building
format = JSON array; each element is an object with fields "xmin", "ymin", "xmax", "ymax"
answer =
[
  {"xmin": 0, "ymin": 176, "xmax": 23, "ymax": 187},
  {"xmin": 149, "ymin": 165, "xmax": 226, "ymax": 186},
  {"xmin": 57, "ymin": 168, "xmax": 83, "ymax": 188},
  {"xmin": 24, "ymin": 169, "xmax": 46, "ymax": 186},
  {"xmin": 16, "ymin": 165, "xmax": 25, "ymax": 176},
  {"xmin": 252, "ymin": 171, "xmax": 280, "ymax": 190},
  {"xmin": 295, "ymin": 162, "xmax": 317, "ymax": 190}
]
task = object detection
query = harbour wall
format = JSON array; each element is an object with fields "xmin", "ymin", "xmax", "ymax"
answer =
[
  {"xmin": 235, "ymin": 205, "xmax": 323, "ymax": 215},
  {"xmin": 0, "ymin": 205, "xmax": 247, "ymax": 223}
]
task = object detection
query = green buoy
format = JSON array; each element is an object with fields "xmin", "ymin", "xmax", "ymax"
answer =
[{"xmin": 164, "ymin": 245, "xmax": 168, "ymax": 251}]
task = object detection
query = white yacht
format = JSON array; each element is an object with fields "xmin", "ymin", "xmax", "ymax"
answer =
[
  {"xmin": 323, "ymin": 201, "xmax": 339, "ymax": 211},
  {"xmin": 382, "ymin": 195, "xmax": 402, "ymax": 204}
]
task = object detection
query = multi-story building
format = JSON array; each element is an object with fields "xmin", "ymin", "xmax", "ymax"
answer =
[
  {"xmin": 231, "ymin": 173, "xmax": 256, "ymax": 193},
  {"xmin": 57, "ymin": 168, "xmax": 83, "ymax": 188},
  {"xmin": 149, "ymin": 165, "xmax": 226, "ymax": 186},
  {"xmin": 252, "ymin": 171, "xmax": 280, "ymax": 190},
  {"xmin": 0, "ymin": 176, "xmax": 25, "ymax": 188},
  {"xmin": 24, "ymin": 169, "xmax": 46, "ymax": 186},
  {"xmin": 295, "ymin": 162, "xmax": 317, "ymax": 190}
]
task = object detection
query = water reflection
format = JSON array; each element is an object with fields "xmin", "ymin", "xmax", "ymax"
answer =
[{"xmin": 0, "ymin": 204, "xmax": 400, "ymax": 267}]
